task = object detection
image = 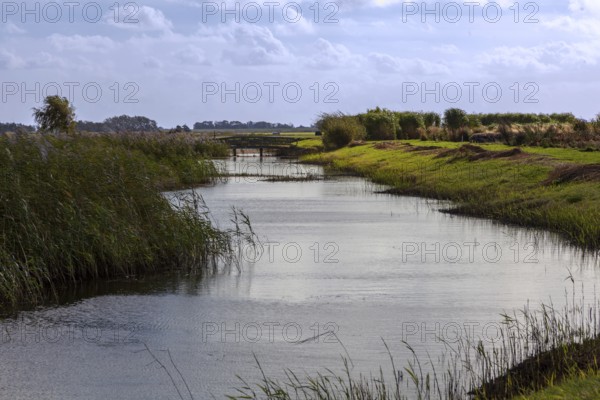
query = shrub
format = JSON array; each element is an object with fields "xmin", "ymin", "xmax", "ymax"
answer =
[
  {"xmin": 573, "ymin": 118, "xmax": 591, "ymax": 133},
  {"xmin": 593, "ymin": 113, "xmax": 600, "ymax": 134},
  {"xmin": 318, "ymin": 113, "xmax": 366, "ymax": 150},
  {"xmin": 426, "ymin": 126, "xmax": 444, "ymax": 141},
  {"xmin": 498, "ymin": 124, "xmax": 513, "ymax": 145},
  {"xmin": 443, "ymin": 108, "xmax": 469, "ymax": 135},
  {"xmin": 359, "ymin": 109, "xmax": 397, "ymax": 141},
  {"xmin": 396, "ymin": 112, "xmax": 425, "ymax": 139},
  {"xmin": 443, "ymin": 108, "xmax": 469, "ymax": 141},
  {"xmin": 422, "ymin": 112, "xmax": 441, "ymax": 128},
  {"xmin": 468, "ymin": 114, "xmax": 482, "ymax": 129}
]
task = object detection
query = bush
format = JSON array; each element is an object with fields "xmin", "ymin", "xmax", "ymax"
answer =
[
  {"xmin": 468, "ymin": 115, "xmax": 482, "ymax": 129},
  {"xmin": 396, "ymin": 112, "xmax": 425, "ymax": 139},
  {"xmin": 593, "ymin": 113, "xmax": 600, "ymax": 134},
  {"xmin": 359, "ymin": 109, "xmax": 397, "ymax": 140},
  {"xmin": 573, "ymin": 118, "xmax": 591, "ymax": 133},
  {"xmin": 318, "ymin": 113, "xmax": 366, "ymax": 150},
  {"xmin": 422, "ymin": 112, "xmax": 441, "ymax": 128},
  {"xmin": 426, "ymin": 126, "xmax": 444, "ymax": 141},
  {"xmin": 443, "ymin": 108, "xmax": 469, "ymax": 140},
  {"xmin": 498, "ymin": 124, "xmax": 513, "ymax": 145}
]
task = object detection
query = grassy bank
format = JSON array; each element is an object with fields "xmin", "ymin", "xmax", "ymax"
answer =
[
  {"xmin": 515, "ymin": 370, "xmax": 600, "ymax": 399},
  {"xmin": 303, "ymin": 139, "xmax": 600, "ymax": 250},
  {"xmin": 0, "ymin": 132, "xmax": 242, "ymax": 309}
]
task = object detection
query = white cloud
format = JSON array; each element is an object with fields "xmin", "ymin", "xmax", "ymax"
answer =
[
  {"xmin": 478, "ymin": 41, "xmax": 600, "ymax": 73},
  {"xmin": 369, "ymin": 52, "xmax": 450, "ymax": 75},
  {"xmin": 568, "ymin": 0, "xmax": 600, "ymax": 14},
  {"xmin": 143, "ymin": 57, "xmax": 163, "ymax": 69},
  {"xmin": 107, "ymin": 6, "xmax": 173, "ymax": 32},
  {"xmin": 305, "ymin": 38, "xmax": 363, "ymax": 69},
  {"xmin": 222, "ymin": 25, "xmax": 290, "ymax": 65},
  {"xmin": 172, "ymin": 46, "xmax": 211, "ymax": 65},
  {"xmin": 274, "ymin": 13, "xmax": 316, "ymax": 36},
  {"xmin": 2, "ymin": 22, "xmax": 25, "ymax": 35},
  {"xmin": 434, "ymin": 44, "xmax": 460, "ymax": 55},
  {"xmin": 0, "ymin": 50, "xmax": 26, "ymax": 69},
  {"xmin": 0, "ymin": 50, "xmax": 64, "ymax": 70}
]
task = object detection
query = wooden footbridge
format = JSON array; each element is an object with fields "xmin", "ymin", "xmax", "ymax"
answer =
[{"xmin": 218, "ymin": 135, "xmax": 301, "ymax": 157}]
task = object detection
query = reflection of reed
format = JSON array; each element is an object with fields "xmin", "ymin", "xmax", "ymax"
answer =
[{"xmin": 137, "ymin": 343, "xmax": 194, "ymax": 400}]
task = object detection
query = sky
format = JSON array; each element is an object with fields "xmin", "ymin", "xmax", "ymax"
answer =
[{"xmin": 0, "ymin": 0, "xmax": 599, "ymax": 127}]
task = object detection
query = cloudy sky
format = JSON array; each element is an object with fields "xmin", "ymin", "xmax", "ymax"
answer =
[{"xmin": 1, "ymin": 0, "xmax": 599, "ymax": 127}]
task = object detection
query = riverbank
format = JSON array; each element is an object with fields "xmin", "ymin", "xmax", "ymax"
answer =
[
  {"xmin": 303, "ymin": 139, "xmax": 600, "ymax": 251},
  {"xmin": 0, "ymin": 132, "xmax": 242, "ymax": 309}
]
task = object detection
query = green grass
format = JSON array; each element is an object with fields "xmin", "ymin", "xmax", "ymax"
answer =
[
  {"xmin": 296, "ymin": 137, "xmax": 324, "ymax": 150},
  {"xmin": 0, "ymin": 132, "xmax": 246, "ymax": 309},
  {"xmin": 303, "ymin": 139, "xmax": 600, "ymax": 250},
  {"xmin": 398, "ymin": 139, "xmax": 600, "ymax": 164},
  {"xmin": 515, "ymin": 371, "xmax": 600, "ymax": 400}
]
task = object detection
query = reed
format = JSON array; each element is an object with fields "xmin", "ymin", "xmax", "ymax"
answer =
[
  {"xmin": 229, "ymin": 289, "xmax": 600, "ymax": 399},
  {"xmin": 0, "ymin": 132, "xmax": 246, "ymax": 308}
]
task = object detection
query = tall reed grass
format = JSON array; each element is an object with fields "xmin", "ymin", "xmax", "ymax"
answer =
[{"xmin": 0, "ymin": 132, "xmax": 244, "ymax": 308}]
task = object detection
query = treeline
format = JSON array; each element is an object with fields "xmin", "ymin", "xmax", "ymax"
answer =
[
  {"xmin": 193, "ymin": 120, "xmax": 311, "ymax": 130},
  {"xmin": 317, "ymin": 108, "xmax": 600, "ymax": 150},
  {"xmin": 1, "ymin": 116, "xmax": 160, "ymax": 134},
  {"xmin": 0, "ymin": 123, "xmax": 35, "ymax": 134},
  {"xmin": 317, "ymin": 108, "xmax": 444, "ymax": 149},
  {"xmin": 473, "ymin": 112, "xmax": 577, "ymax": 126},
  {"xmin": 76, "ymin": 115, "xmax": 160, "ymax": 133}
]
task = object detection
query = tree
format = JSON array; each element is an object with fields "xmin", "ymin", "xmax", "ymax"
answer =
[
  {"xmin": 422, "ymin": 112, "xmax": 441, "ymax": 128},
  {"xmin": 32, "ymin": 96, "xmax": 76, "ymax": 134},
  {"xmin": 103, "ymin": 115, "xmax": 159, "ymax": 132},
  {"xmin": 443, "ymin": 108, "xmax": 469, "ymax": 133}
]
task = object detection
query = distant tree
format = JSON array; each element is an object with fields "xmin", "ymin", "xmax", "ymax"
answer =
[
  {"xmin": 422, "ymin": 112, "xmax": 441, "ymax": 128},
  {"xmin": 75, "ymin": 120, "xmax": 111, "ymax": 133},
  {"xmin": 32, "ymin": 96, "xmax": 76, "ymax": 134},
  {"xmin": 182, "ymin": 124, "xmax": 191, "ymax": 132},
  {"xmin": 215, "ymin": 120, "xmax": 230, "ymax": 129},
  {"xmin": 194, "ymin": 121, "xmax": 214, "ymax": 130},
  {"xmin": 443, "ymin": 108, "xmax": 469, "ymax": 134},
  {"xmin": 0, "ymin": 122, "xmax": 35, "ymax": 134},
  {"xmin": 103, "ymin": 115, "xmax": 159, "ymax": 132}
]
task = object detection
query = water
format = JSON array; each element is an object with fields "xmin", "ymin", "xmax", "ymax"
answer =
[{"xmin": 0, "ymin": 157, "xmax": 598, "ymax": 399}]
